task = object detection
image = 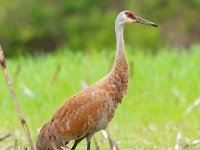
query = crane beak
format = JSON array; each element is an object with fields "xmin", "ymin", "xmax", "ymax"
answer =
[{"xmin": 135, "ymin": 16, "xmax": 158, "ymax": 27}]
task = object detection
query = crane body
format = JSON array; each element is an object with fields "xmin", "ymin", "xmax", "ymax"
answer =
[{"xmin": 36, "ymin": 10, "xmax": 158, "ymax": 150}]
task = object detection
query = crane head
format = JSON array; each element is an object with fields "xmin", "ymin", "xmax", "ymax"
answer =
[{"xmin": 117, "ymin": 10, "xmax": 158, "ymax": 27}]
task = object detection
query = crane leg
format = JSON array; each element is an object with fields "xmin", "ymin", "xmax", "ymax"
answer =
[
  {"xmin": 87, "ymin": 140, "xmax": 91, "ymax": 150},
  {"xmin": 71, "ymin": 136, "xmax": 85, "ymax": 150},
  {"xmin": 86, "ymin": 133, "xmax": 93, "ymax": 150}
]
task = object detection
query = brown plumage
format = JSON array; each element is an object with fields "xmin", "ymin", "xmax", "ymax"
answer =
[{"xmin": 36, "ymin": 10, "xmax": 158, "ymax": 150}]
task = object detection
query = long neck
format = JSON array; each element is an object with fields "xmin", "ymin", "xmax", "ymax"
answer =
[{"xmin": 113, "ymin": 23, "xmax": 127, "ymax": 70}]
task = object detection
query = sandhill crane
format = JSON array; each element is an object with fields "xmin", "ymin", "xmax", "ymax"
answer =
[{"xmin": 36, "ymin": 10, "xmax": 158, "ymax": 150}]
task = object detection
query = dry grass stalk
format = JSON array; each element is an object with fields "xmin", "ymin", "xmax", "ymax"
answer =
[
  {"xmin": 129, "ymin": 61, "xmax": 134, "ymax": 78},
  {"xmin": 172, "ymin": 87, "xmax": 186, "ymax": 103},
  {"xmin": 3, "ymin": 144, "xmax": 13, "ymax": 150},
  {"xmin": 191, "ymin": 139, "xmax": 200, "ymax": 147},
  {"xmin": 49, "ymin": 64, "xmax": 62, "ymax": 84},
  {"xmin": 112, "ymin": 141, "xmax": 120, "ymax": 150},
  {"xmin": 0, "ymin": 45, "xmax": 34, "ymax": 149},
  {"xmin": 101, "ymin": 130, "xmax": 120, "ymax": 150},
  {"xmin": 14, "ymin": 139, "xmax": 18, "ymax": 150},
  {"xmin": 1, "ymin": 140, "xmax": 18, "ymax": 150},
  {"xmin": 184, "ymin": 139, "xmax": 200, "ymax": 148},
  {"xmin": 174, "ymin": 131, "xmax": 182, "ymax": 150},
  {"xmin": 93, "ymin": 135, "xmax": 100, "ymax": 150},
  {"xmin": 13, "ymin": 64, "xmax": 21, "ymax": 85},
  {"xmin": 186, "ymin": 97, "xmax": 200, "ymax": 114},
  {"xmin": 0, "ymin": 132, "xmax": 11, "ymax": 142},
  {"xmin": 20, "ymin": 83, "xmax": 35, "ymax": 97}
]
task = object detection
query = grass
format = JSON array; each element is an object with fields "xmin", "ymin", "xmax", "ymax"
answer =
[{"xmin": 0, "ymin": 46, "xmax": 200, "ymax": 149}]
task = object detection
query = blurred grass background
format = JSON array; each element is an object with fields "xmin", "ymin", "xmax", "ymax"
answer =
[
  {"xmin": 1, "ymin": 47, "xmax": 200, "ymax": 149},
  {"xmin": 0, "ymin": 0, "xmax": 200, "ymax": 149}
]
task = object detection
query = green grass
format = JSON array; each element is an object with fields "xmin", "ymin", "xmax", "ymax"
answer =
[{"xmin": 0, "ymin": 46, "xmax": 200, "ymax": 149}]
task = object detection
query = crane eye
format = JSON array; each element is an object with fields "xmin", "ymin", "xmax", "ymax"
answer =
[{"xmin": 125, "ymin": 11, "xmax": 136, "ymax": 19}]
